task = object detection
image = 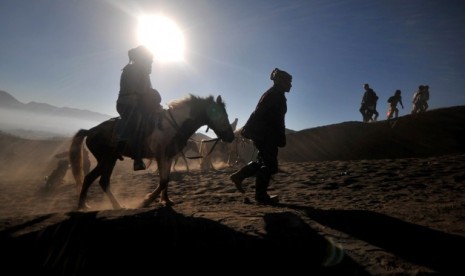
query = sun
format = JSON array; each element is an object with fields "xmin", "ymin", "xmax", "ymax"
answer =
[{"xmin": 137, "ymin": 15, "xmax": 185, "ymax": 62}]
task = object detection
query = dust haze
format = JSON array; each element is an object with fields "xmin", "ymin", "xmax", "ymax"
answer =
[{"xmin": 0, "ymin": 108, "xmax": 105, "ymax": 139}]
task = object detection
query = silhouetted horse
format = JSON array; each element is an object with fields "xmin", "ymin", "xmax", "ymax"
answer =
[
  {"xmin": 199, "ymin": 127, "xmax": 257, "ymax": 171},
  {"xmin": 229, "ymin": 128, "xmax": 257, "ymax": 165},
  {"xmin": 69, "ymin": 95, "xmax": 234, "ymax": 209},
  {"xmin": 170, "ymin": 139, "xmax": 200, "ymax": 172}
]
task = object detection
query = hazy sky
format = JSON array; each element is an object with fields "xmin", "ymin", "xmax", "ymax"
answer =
[{"xmin": 1, "ymin": 0, "xmax": 464, "ymax": 132}]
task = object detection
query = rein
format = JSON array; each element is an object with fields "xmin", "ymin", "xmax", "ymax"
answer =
[
  {"xmin": 166, "ymin": 108, "xmax": 181, "ymax": 130},
  {"xmin": 164, "ymin": 108, "xmax": 220, "ymax": 160}
]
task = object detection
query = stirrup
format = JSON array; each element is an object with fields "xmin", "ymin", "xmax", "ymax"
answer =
[
  {"xmin": 115, "ymin": 141, "xmax": 126, "ymax": 161},
  {"xmin": 133, "ymin": 159, "xmax": 146, "ymax": 171}
]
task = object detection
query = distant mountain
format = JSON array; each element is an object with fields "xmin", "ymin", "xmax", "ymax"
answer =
[
  {"xmin": 0, "ymin": 90, "xmax": 114, "ymax": 138},
  {"xmin": 0, "ymin": 90, "xmax": 111, "ymax": 122},
  {"xmin": 0, "ymin": 90, "xmax": 22, "ymax": 107}
]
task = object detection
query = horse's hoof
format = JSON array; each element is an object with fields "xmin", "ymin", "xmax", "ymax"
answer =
[
  {"xmin": 77, "ymin": 202, "xmax": 91, "ymax": 211},
  {"xmin": 138, "ymin": 199, "xmax": 150, "ymax": 208},
  {"xmin": 160, "ymin": 199, "xmax": 175, "ymax": 206}
]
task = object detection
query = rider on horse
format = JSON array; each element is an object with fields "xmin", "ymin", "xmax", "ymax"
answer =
[{"xmin": 116, "ymin": 45, "xmax": 163, "ymax": 171}]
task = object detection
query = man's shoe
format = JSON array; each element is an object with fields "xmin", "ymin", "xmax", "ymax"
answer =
[
  {"xmin": 133, "ymin": 159, "xmax": 146, "ymax": 171},
  {"xmin": 230, "ymin": 172, "xmax": 245, "ymax": 193},
  {"xmin": 255, "ymin": 194, "xmax": 279, "ymax": 205}
]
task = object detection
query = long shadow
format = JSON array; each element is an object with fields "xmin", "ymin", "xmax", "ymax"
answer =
[
  {"xmin": 0, "ymin": 207, "xmax": 368, "ymax": 276},
  {"xmin": 262, "ymin": 212, "xmax": 369, "ymax": 275},
  {"xmin": 0, "ymin": 214, "xmax": 54, "ymax": 239},
  {"xmin": 279, "ymin": 203, "xmax": 465, "ymax": 274}
]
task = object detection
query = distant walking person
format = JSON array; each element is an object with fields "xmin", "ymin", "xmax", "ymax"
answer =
[
  {"xmin": 360, "ymin": 83, "xmax": 379, "ymax": 122},
  {"xmin": 230, "ymin": 68, "xmax": 292, "ymax": 205},
  {"xmin": 422, "ymin": 85, "xmax": 430, "ymax": 111},
  {"xmin": 411, "ymin": 85, "xmax": 429, "ymax": 114},
  {"xmin": 387, "ymin": 89, "xmax": 404, "ymax": 120}
]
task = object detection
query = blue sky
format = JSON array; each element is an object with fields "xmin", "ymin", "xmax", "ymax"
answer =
[{"xmin": 1, "ymin": 0, "xmax": 464, "ymax": 132}]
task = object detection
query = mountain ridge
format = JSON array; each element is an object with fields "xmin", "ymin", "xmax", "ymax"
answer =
[{"xmin": 0, "ymin": 89, "xmax": 112, "ymax": 121}]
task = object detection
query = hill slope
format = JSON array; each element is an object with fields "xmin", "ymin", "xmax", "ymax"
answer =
[{"xmin": 280, "ymin": 106, "xmax": 465, "ymax": 162}]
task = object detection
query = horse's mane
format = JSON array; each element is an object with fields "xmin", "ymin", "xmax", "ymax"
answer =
[{"xmin": 167, "ymin": 94, "xmax": 225, "ymax": 113}]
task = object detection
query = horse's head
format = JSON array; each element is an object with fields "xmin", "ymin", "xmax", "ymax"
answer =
[{"xmin": 205, "ymin": 95, "xmax": 235, "ymax": 143}]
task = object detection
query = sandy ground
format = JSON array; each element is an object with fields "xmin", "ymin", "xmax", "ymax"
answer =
[
  {"xmin": 1, "ymin": 106, "xmax": 465, "ymax": 275},
  {"xmin": 1, "ymin": 155, "xmax": 465, "ymax": 275}
]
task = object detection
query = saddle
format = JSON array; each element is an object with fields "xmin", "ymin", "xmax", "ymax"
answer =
[{"xmin": 112, "ymin": 115, "xmax": 162, "ymax": 159}]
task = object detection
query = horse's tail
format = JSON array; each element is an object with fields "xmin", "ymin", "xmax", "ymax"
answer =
[{"xmin": 69, "ymin": 129, "xmax": 89, "ymax": 194}]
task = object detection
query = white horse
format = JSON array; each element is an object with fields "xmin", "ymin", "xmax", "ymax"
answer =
[
  {"xmin": 199, "ymin": 127, "xmax": 257, "ymax": 171},
  {"xmin": 171, "ymin": 139, "xmax": 200, "ymax": 172}
]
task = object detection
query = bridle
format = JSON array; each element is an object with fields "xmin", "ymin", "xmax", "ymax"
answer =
[{"xmin": 164, "ymin": 108, "xmax": 221, "ymax": 160}]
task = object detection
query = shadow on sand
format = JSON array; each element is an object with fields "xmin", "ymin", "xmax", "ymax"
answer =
[
  {"xmin": 1, "ymin": 207, "xmax": 367, "ymax": 275},
  {"xmin": 279, "ymin": 203, "xmax": 465, "ymax": 274}
]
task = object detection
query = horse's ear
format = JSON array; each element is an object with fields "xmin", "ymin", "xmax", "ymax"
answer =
[{"xmin": 216, "ymin": 95, "xmax": 223, "ymax": 104}]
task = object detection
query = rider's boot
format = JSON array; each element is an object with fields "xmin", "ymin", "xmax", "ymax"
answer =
[
  {"xmin": 133, "ymin": 144, "xmax": 146, "ymax": 171},
  {"xmin": 133, "ymin": 159, "xmax": 146, "ymax": 171},
  {"xmin": 132, "ymin": 131, "xmax": 146, "ymax": 171}
]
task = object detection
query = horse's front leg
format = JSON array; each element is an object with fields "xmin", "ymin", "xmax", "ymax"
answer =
[
  {"xmin": 160, "ymin": 158, "xmax": 175, "ymax": 206},
  {"xmin": 159, "ymin": 180, "xmax": 174, "ymax": 206},
  {"xmin": 139, "ymin": 158, "xmax": 173, "ymax": 208}
]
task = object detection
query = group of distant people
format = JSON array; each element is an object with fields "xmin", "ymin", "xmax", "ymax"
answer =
[{"xmin": 359, "ymin": 83, "xmax": 430, "ymax": 123}]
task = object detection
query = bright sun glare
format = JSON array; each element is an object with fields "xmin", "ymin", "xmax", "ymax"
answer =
[{"xmin": 138, "ymin": 15, "xmax": 185, "ymax": 62}]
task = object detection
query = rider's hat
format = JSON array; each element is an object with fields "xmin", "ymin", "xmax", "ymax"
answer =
[{"xmin": 128, "ymin": 45, "xmax": 153, "ymax": 63}]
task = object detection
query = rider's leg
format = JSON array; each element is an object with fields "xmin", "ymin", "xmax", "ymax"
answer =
[
  {"xmin": 133, "ymin": 147, "xmax": 146, "ymax": 171},
  {"xmin": 132, "ymin": 115, "xmax": 146, "ymax": 171}
]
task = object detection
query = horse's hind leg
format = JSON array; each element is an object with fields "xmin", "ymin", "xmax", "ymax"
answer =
[
  {"xmin": 181, "ymin": 153, "xmax": 189, "ymax": 172},
  {"xmin": 78, "ymin": 166, "xmax": 101, "ymax": 210},
  {"xmin": 99, "ymin": 159, "xmax": 122, "ymax": 209}
]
